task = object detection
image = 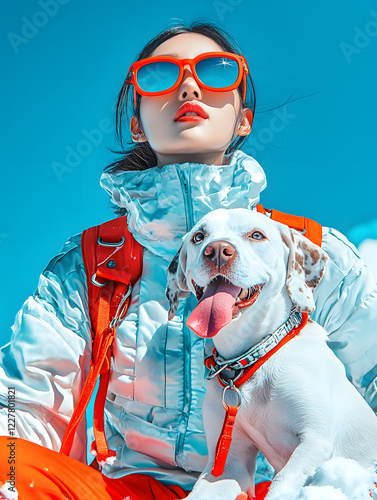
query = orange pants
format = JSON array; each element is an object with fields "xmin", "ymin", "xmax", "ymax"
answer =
[{"xmin": 0, "ymin": 437, "xmax": 270, "ymax": 499}]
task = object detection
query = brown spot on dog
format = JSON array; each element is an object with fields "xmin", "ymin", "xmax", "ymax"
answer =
[
  {"xmin": 168, "ymin": 250, "xmax": 180, "ymax": 274},
  {"xmin": 310, "ymin": 249, "xmax": 320, "ymax": 265},
  {"xmin": 298, "ymin": 238, "xmax": 321, "ymax": 266},
  {"xmin": 299, "ymin": 240, "xmax": 309, "ymax": 251},
  {"xmin": 299, "ymin": 287, "xmax": 304, "ymax": 293},
  {"xmin": 295, "ymin": 253, "xmax": 304, "ymax": 267},
  {"xmin": 306, "ymin": 276, "xmax": 321, "ymax": 289},
  {"xmin": 294, "ymin": 262, "xmax": 303, "ymax": 274}
]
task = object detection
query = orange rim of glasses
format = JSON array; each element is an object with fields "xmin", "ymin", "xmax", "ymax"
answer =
[{"xmin": 125, "ymin": 51, "xmax": 249, "ymax": 106}]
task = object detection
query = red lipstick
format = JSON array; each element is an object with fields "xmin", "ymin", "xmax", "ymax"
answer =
[{"xmin": 174, "ymin": 102, "xmax": 208, "ymax": 122}]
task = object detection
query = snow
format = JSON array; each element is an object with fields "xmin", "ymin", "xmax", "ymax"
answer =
[
  {"xmin": 0, "ymin": 483, "xmax": 18, "ymax": 500},
  {"xmin": 271, "ymin": 457, "xmax": 377, "ymax": 500}
]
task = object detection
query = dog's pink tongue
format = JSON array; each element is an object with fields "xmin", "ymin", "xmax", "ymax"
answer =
[{"xmin": 186, "ymin": 277, "xmax": 241, "ymax": 338}]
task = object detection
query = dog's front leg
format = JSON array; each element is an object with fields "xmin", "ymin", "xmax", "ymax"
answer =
[
  {"xmin": 265, "ymin": 433, "xmax": 332, "ymax": 499},
  {"xmin": 187, "ymin": 440, "xmax": 258, "ymax": 500}
]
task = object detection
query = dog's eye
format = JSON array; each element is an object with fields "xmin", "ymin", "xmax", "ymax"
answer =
[
  {"xmin": 192, "ymin": 232, "xmax": 205, "ymax": 244},
  {"xmin": 250, "ymin": 231, "xmax": 265, "ymax": 241}
]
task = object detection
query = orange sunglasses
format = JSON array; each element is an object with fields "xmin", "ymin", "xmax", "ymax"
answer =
[{"xmin": 126, "ymin": 51, "xmax": 249, "ymax": 107}]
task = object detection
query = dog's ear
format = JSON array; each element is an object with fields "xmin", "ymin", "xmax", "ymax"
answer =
[
  {"xmin": 280, "ymin": 227, "xmax": 328, "ymax": 313},
  {"xmin": 166, "ymin": 244, "xmax": 191, "ymax": 320}
]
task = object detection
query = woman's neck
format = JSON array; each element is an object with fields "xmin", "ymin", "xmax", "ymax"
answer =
[{"xmin": 156, "ymin": 151, "xmax": 229, "ymax": 168}]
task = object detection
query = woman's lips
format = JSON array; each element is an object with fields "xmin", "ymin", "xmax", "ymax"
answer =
[
  {"xmin": 175, "ymin": 115, "xmax": 207, "ymax": 122},
  {"xmin": 174, "ymin": 103, "xmax": 209, "ymax": 122}
]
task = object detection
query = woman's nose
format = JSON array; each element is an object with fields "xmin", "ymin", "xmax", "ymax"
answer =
[{"xmin": 177, "ymin": 65, "xmax": 203, "ymax": 101}]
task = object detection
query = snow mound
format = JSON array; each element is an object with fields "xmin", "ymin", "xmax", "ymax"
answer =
[
  {"xmin": 276, "ymin": 485, "xmax": 346, "ymax": 500},
  {"xmin": 304, "ymin": 457, "xmax": 376, "ymax": 499},
  {"xmin": 268, "ymin": 457, "xmax": 377, "ymax": 500},
  {"xmin": 0, "ymin": 483, "xmax": 18, "ymax": 500}
]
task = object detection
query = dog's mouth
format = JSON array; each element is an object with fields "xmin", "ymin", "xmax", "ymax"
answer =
[
  {"xmin": 234, "ymin": 284, "xmax": 263, "ymax": 310},
  {"xmin": 186, "ymin": 275, "xmax": 263, "ymax": 338},
  {"xmin": 193, "ymin": 280, "xmax": 262, "ymax": 309}
]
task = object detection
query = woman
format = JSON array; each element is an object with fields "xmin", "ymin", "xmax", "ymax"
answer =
[{"xmin": 0, "ymin": 22, "xmax": 376, "ymax": 500}]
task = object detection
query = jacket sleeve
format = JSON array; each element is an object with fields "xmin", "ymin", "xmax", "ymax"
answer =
[
  {"xmin": 0, "ymin": 233, "xmax": 92, "ymax": 462},
  {"xmin": 312, "ymin": 226, "xmax": 377, "ymax": 412}
]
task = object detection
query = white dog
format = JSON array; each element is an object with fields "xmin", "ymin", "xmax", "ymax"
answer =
[{"xmin": 166, "ymin": 208, "xmax": 377, "ymax": 500}]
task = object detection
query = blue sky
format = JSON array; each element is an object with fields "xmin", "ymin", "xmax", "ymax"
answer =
[{"xmin": 1, "ymin": 0, "xmax": 377, "ymax": 345}]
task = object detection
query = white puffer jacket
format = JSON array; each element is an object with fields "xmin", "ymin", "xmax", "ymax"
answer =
[{"xmin": 0, "ymin": 150, "xmax": 376, "ymax": 488}]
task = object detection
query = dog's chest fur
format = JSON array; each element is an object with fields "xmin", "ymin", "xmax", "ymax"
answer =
[
  {"xmin": 236, "ymin": 364, "xmax": 301, "ymax": 471},
  {"xmin": 206, "ymin": 325, "xmax": 329, "ymax": 471}
]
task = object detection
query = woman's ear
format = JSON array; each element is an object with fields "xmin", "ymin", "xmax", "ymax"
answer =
[
  {"xmin": 130, "ymin": 115, "xmax": 147, "ymax": 143},
  {"xmin": 235, "ymin": 108, "xmax": 253, "ymax": 137}
]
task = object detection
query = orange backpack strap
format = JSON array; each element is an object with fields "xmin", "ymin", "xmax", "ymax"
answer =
[
  {"xmin": 60, "ymin": 216, "xmax": 143, "ymax": 465},
  {"xmin": 256, "ymin": 204, "xmax": 322, "ymax": 247}
]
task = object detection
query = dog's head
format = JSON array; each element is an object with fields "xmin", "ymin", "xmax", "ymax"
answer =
[{"xmin": 166, "ymin": 208, "xmax": 328, "ymax": 338}]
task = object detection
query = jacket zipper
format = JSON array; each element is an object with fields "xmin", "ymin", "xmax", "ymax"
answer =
[
  {"xmin": 175, "ymin": 298, "xmax": 194, "ymax": 469},
  {"xmin": 176, "ymin": 166, "xmax": 194, "ymax": 232},
  {"xmin": 175, "ymin": 166, "xmax": 194, "ymax": 468}
]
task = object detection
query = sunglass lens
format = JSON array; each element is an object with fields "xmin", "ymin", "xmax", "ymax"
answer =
[
  {"xmin": 137, "ymin": 61, "xmax": 180, "ymax": 93},
  {"xmin": 196, "ymin": 56, "xmax": 239, "ymax": 89}
]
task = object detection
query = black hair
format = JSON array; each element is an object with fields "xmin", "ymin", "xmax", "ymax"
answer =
[{"xmin": 103, "ymin": 20, "xmax": 256, "ymax": 175}]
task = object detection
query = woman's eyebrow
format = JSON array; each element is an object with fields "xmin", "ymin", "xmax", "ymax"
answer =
[{"xmin": 157, "ymin": 53, "xmax": 179, "ymax": 57}]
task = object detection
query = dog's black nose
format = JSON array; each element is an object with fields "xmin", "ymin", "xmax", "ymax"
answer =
[{"xmin": 204, "ymin": 241, "xmax": 236, "ymax": 269}]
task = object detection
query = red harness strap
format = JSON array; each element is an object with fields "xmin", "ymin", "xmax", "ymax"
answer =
[
  {"xmin": 256, "ymin": 204, "xmax": 322, "ymax": 247},
  {"xmin": 207, "ymin": 313, "xmax": 308, "ymax": 477},
  {"xmin": 60, "ymin": 216, "xmax": 143, "ymax": 464},
  {"xmin": 212, "ymin": 404, "xmax": 239, "ymax": 477}
]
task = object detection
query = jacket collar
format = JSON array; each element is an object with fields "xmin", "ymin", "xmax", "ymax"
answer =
[{"xmin": 100, "ymin": 150, "xmax": 267, "ymax": 260}]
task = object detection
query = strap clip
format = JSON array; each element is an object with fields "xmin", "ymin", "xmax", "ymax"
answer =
[
  {"xmin": 109, "ymin": 285, "xmax": 132, "ymax": 329},
  {"xmin": 222, "ymin": 382, "xmax": 242, "ymax": 411},
  {"xmin": 91, "ymin": 274, "xmax": 108, "ymax": 287},
  {"xmin": 97, "ymin": 236, "xmax": 125, "ymax": 247}
]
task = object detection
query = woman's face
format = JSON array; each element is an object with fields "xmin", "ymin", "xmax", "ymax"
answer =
[{"xmin": 130, "ymin": 33, "xmax": 252, "ymax": 167}]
